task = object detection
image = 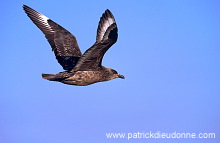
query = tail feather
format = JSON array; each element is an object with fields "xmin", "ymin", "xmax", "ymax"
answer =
[{"xmin": 42, "ymin": 74, "xmax": 63, "ymax": 81}]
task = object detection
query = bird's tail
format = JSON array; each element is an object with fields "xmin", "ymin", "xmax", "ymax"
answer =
[{"xmin": 42, "ymin": 73, "xmax": 64, "ymax": 81}]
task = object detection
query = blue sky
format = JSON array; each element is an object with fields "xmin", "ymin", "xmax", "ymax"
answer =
[{"xmin": 1, "ymin": 0, "xmax": 220, "ymax": 143}]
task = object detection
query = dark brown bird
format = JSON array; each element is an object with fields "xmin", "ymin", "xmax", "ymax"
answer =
[{"xmin": 23, "ymin": 5, "xmax": 124, "ymax": 86}]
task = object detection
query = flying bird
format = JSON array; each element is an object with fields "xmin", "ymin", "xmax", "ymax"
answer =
[{"xmin": 23, "ymin": 5, "xmax": 124, "ymax": 86}]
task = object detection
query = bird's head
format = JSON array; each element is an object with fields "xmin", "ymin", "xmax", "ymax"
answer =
[{"xmin": 110, "ymin": 69, "xmax": 125, "ymax": 79}]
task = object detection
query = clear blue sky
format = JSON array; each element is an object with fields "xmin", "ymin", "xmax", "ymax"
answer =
[{"xmin": 1, "ymin": 0, "xmax": 220, "ymax": 143}]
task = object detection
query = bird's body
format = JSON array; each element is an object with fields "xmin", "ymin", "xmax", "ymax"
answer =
[
  {"xmin": 42, "ymin": 66, "xmax": 120, "ymax": 86},
  {"xmin": 23, "ymin": 5, "xmax": 124, "ymax": 86}
]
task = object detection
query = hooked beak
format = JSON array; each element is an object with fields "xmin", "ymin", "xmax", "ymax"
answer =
[{"xmin": 118, "ymin": 74, "xmax": 125, "ymax": 79}]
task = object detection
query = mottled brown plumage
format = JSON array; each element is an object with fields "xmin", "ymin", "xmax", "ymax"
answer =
[{"xmin": 23, "ymin": 5, "xmax": 124, "ymax": 86}]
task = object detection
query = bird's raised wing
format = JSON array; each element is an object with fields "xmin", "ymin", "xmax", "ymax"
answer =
[
  {"xmin": 73, "ymin": 9, "xmax": 118, "ymax": 71},
  {"xmin": 23, "ymin": 5, "xmax": 82, "ymax": 71}
]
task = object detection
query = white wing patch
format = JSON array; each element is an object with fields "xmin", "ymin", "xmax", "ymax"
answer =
[
  {"xmin": 100, "ymin": 18, "xmax": 115, "ymax": 40},
  {"xmin": 39, "ymin": 13, "xmax": 50, "ymax": 26},
  {"xmin": 39, "ymin": 14, "xmax": 49, "ymax": 21},
  {"xmin": 39, "ymin": 13, "xmax": 54, "ymax": 32}
]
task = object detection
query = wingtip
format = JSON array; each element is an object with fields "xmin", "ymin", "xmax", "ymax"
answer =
[
  {"xmin": 104, "ymin": 9, "xmax": 115, "ymax": 20},
  {"xmin": 22, "ymin": 4, "xmax": 27, "ymax": 8},
  {"xmin": 105, "ymin": 9, "xmax": 112, "ymax": 15},
  {"xmin": 22, "ymin": 4, "xmax": 30, "ymax": 11}
]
